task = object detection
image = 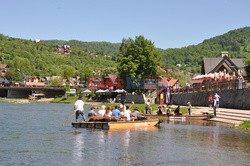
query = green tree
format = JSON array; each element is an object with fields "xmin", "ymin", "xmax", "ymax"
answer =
[
  {"xmin": 5, "ymin": 69, "xmax": 23, "ymax": 81},
  {"xmin": 63, "ymin": 67, "xmax": 75, "ymax": 79},
  {"xmin": 118, "ymin": 36, "xmax": 160, "ymax": 83},
  {"xmin": 48, "ymin": 78, "xmax": 63, "ymax": 86}
]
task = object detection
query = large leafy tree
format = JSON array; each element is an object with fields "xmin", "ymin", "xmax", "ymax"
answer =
[
  {"xmin": 63, "ymin": 67, "xmax": 75, "ymax": 79},
  {"xmin": 118, "ymin": 35, "xmax": 160, "ymax": 86}
]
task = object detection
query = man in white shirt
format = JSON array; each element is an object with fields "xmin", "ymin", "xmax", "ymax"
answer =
[
  {"xmin": 74, "ymin": 96, "xmax": 85, "ymax": 122},
  {"xmin": 213, "ymin": 93, "xmax": 221, "ymax": 116},
  {"xmin": 145, "ymin": 99, "xmax": 151, "ymax": 114}
]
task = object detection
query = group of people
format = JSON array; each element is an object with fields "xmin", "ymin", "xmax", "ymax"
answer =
[
  {"xmin": 156, "ymin": 104, "xmax": 184, "ymax": 116},
  {"xmin": 74, "ymin": 97, "xmax": 145, "ymax": 122},
  {"xmin": 73, "ymin": 92, "xmax": 221, "ymax": 122}
]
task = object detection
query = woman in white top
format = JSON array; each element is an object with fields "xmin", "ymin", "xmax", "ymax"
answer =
[
  {"xmin": 124, "ymin": 105, "xmax": 131, "ymax": 121},
  {"xmin": 98, "ymin": 105, "xmax": 106, "ymax": 116}
]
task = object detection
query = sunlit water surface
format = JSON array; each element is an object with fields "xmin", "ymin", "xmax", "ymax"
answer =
[{"xmin": 0, "ymin": 102, "xmax": 249, "ymax": 166}]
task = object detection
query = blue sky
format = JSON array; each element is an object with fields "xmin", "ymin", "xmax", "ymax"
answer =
[{"xmin": 0, "ymin": 0, "xmax": 249, "ymax": 49}]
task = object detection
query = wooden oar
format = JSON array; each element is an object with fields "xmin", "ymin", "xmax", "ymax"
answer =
[{"xmin": 62, "ymin": 111, "xmax": 75, "ymax": 126}]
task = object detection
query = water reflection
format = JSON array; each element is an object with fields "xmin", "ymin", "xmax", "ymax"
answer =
[
  {"xmin": 1, "ymin": 102, "xmax": 249, "ymax": 166},
  {"xmin": 72, "ymin": 131, "xmax": 84, "ymax": 165}
]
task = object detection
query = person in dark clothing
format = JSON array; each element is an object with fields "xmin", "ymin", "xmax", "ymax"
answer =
[
  {"xmin": 174, "ymin": 105, "xmax": 182, "ymax": 116},
  {"xmin": 166, "ymin": 105, "xmax": 171, "ymax": 117},
  {"xmin": 157, "ymin": 106, "xmax": 163, "ymax": 115}
]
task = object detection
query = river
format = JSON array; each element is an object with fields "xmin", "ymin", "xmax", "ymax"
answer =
[{"xmin": 0, "ymin": 102, "xmax": 249, "ymax": 166}]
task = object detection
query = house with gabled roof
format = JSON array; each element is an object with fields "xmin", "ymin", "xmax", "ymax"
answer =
[
  {"xmin": 201, "ymin": 51, "xmax": 246, "ymax": 78},
  {"xmin": 25, "ymin": 76, "xmax": 45, "ymax": 87}
]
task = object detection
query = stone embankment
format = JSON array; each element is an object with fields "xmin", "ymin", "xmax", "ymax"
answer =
[
  {"xmin": 209, "ymin": 108, "xmax": 250, "ymax": 125},
  {"xmin": 171, "ymin": 89, "xmax": 250, "ymax": 110},
  {"xmin": 189, "ymin": 106, "xmax": 250, "ymax": 125}
]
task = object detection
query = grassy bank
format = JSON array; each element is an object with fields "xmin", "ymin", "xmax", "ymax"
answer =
[
  {"xmin": 50, "ymin": 96, "xmax": 79, "ymax": 103},
  {"xmin": 0, "ymin": 97, "xmax": 30, "ymax": 103},
  {"xmin": 103, "ymin": 103, "xmax": 159, "ymax": 113},
  {"xmin": 237, "ymin": 120, "xmax": 250, "ymax": 131},
  {"xmin": 102, "ymin": 103, "xmax": 188, "ymax": 114}
]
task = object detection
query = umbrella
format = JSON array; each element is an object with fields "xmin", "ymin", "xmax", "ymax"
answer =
[
  {"xmin": 96, "ymin": 89, "xmax": 105, "ymax": 93},
  {"xmin": 83, "ymin": 89, "xmax": 91, "ymax": 93},
  {"xmin": 114, "ymin": 89, "xmax": 126, "ymax": 93},
  {"xmin": 104, "ymin": 89, "xmax": 111, "ymax": 93}
]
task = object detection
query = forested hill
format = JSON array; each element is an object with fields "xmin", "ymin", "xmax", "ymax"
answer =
[
  {"xmin": 45, "ymin": 27, "xmax": 250, "ymax": 73},
  {"xmin": 0, "ymin": 34, "xmax": 117, "ymax": 81},
  {"xmin": 160, "ymin": 27, "xmax": 250, "ymax": 73},
  {"xmin": 0, "ymin": 26, "xmax": 250, "ymax": 81},
  {"xmin": 44, "ymin": 40, "xmax": 121, "ymax": 56}
]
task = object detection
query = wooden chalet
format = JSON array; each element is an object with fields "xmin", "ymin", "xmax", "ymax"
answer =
[
  {"xmin": 201, "ymin": 52, "xmax": 246, "ymax": 78},
  {"xmin": 188, "ymin": 52, "xmax": 247, "ymax": 91}
]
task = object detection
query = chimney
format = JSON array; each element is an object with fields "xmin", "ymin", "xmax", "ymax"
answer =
[{"xmin": 221, "ymin": 51, "xmax": 229, "ymax": 57}]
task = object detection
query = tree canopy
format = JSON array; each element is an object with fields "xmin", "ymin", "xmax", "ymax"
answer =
[{"xmin": 117, "ymin": 35, "xmax": 160, "ymax": 82}]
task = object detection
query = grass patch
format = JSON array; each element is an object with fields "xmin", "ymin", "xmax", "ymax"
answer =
[
  {"xmin": 102, "ymin": 103, "xmax": 159, "ymax": 113},
  {"xmin": 102, "ymin": 103, "xmax": 188, "ymax": 114},
  {"xmin": 50, "ymin": 96, "xmax": 79, "ymax": 103},
  {"xmin": 237, "ymin": 120, "xmax": 250, "ymax": 131},
  {"xmin": 169, "ymin": 106, "xmax": 188, "ymax": 115}
]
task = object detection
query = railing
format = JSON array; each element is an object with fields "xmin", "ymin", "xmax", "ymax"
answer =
[{"xmin": 172, "ymin": 80, "xmax": 247, "ymax": 94}]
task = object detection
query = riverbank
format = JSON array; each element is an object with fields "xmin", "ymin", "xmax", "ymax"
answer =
[
  {"xmin": 0, "ymin": 98, "xmax": 30, "ymax": 104},
  {"xmin": 0, "ymin": 97, "xmax": 54, "ymax": 104},
  {"xmin": 237, "ymin": 120, "xmax": 250, "ymax": 131}
]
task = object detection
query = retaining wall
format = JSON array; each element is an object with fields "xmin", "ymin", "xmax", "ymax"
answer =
[
  {"xmin": 116, "ymin": 94, "xmax": 145, "ymax": 104},
  {"xmin": 171, "ymin": 89, "xmax": 250, "ymax": 110}
]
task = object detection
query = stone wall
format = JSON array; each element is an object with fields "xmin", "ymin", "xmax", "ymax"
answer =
[
  {"xmin": 116, "ymin": 94, "xmax": 145, "ymax": 104},
  {"xmin": 0, "ymin": 89, "xmax": 8, "ymax": 97},
  {"xmin": 4, "ymin": 89, "xmax": 65, "ymax": 98},
  {"xmin": 7, "ymin": 89, "xmax": 31, "ymax": 98},
  {"xmin": 171, "ymin": 89, "xmax": 250, "ymax": 110}
]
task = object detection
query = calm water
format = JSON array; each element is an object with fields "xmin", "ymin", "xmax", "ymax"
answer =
[{"xmin": 0, "ymin": 102, "xmax": 250, "ymax": 166}]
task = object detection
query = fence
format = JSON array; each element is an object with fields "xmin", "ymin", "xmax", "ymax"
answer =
[{"xmin": 172, "ymin": 80, "xmax": 247, "ymax": 94}]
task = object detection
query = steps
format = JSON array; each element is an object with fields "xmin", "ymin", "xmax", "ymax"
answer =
[
  {"xmin": 209, "ymin": 117, "xmax": 242, "ymax": 125},
  {"xmin": 209, "ymin": 108, "xmax": 250, "ymax": 125}
]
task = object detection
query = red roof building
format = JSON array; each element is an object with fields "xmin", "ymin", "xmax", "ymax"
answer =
[{"xmin": 0, "ymin": 64, "xmax": 9, "ymax": 77}]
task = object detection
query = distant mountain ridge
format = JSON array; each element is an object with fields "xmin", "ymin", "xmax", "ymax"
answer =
[
  {"xmin": 160, "ymin": 27, "xmax": 250, "ymax": 73},
  {"xmin": 1, "ymin": 26, "xmax": 250, "ymax": 80},
  {"xmin": 44, "ymin": 27, "xmax": 250, "ymax": 74}
]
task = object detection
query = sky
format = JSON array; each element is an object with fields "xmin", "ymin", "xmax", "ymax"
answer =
[{"xmin": 0, "ymin": 0, "xmax": 249, "ymax": 49}]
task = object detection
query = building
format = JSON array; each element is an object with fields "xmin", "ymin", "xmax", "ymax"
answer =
[
  {"xmin": 104, "ymin": 74, "xmax": 118, "ymax": 89},
  {"xmin": 201, "ymin": 51, "xmax": 246, "ymax": 78},
  {"xmin": 25, "ymin": 76, "xmax": 45, "ymax": 87},
  {"xmin": 0, "ymin": 64, "xmax": 9, "ymax": 77},
  {"xmin": 189, "ymin": 52, "xmax": 247, "ymax": 91},
  {"xmin": 57, "ymin": 45, "xmax": 71, "ymax": 54}
]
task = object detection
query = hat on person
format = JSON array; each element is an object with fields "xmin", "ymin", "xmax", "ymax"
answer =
[
  {"xmin": 187, "ymin": 102, "xmax": 191, "ymax": 105},
  {"xmin": 101, "ymin": 105, "xmax": 106, "ymax": 109}
]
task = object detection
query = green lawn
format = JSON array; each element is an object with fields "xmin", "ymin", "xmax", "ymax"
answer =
[
  {"xmin": 238, "ymin": 120, "xmax": 250, "ymax": 131},
  {"xmin": 50, "ymin": 96, "xmax": 87, "ymax": 103},
  {"xmin": 103, "ymin": 103, "xmax": 188, "ymax": 114}
]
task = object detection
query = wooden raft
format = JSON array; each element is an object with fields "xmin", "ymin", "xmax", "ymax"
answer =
[{"xmin": 72, "ymin": 119, "xmax": 159, "ymax": 129}]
